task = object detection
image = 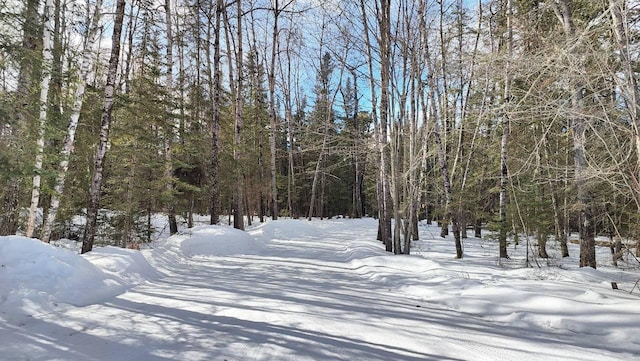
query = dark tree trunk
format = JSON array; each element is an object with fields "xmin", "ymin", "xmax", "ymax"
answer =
[
  {"xmin": 0, "ymin": 182, "xmax": 20, "ymax": 236},
  {"xmin": 474, "ymin": 219, "xmax": 482, "ymax": 238},
  {"xmin": 1, "ymin": 0, "xmax": 40, "ymax": 236},
  {"xmin": 232, "ymin": 0, "xmax": 244, "ymax": 230},
  {"xmin": 207, "ymin": 0, "xmax": 222, "ymax": 225},
  {"xmin": 538, "ymin": 235, "xmax": 549, "ymax": 259}
]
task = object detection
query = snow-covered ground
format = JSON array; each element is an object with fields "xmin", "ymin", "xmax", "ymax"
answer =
[{"xmin": 1, "ymin": 218, "xmax": 639, "ymax": 360}]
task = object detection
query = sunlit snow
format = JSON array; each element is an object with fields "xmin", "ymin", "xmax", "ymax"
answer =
[{"xmin": 1, "ymin": 217, "xmax": 639, "ymax": 360}]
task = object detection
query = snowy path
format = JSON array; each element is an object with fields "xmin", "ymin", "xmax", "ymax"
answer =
[{"xmin": 2, "ymin": 219, "xmax": 638, "ymax": 360}]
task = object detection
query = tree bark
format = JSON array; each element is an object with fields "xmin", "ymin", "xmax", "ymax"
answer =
[
  {"xmin": 377, "ymin": 0, "xmax": 393, "ymax": 252},
  {"xmin": 164, "ymin": 0, "xmax": 178, "ymax": 236},
  {"xmin": 26, "ymin": 0, "xmax": 55, "ymax": 238},
  {"xmin": 81, "ymin": 0, "xmax": 125, "ymax": 254},
  {"xmin": 233, "ymin": 0, "xmax": 244, "ymax": 230},
  {"xmin": 498, "ymin": 0, "xmax": 512, "ymax": 259},
  {"xmin": 207, "ymin": 0, "xmax": 222, "ymax": 225},
  {"xmin": 0, "ymin": 0, "xmax": 39, "ymax": 236},
  {"xmin": 268, "ymin": 2, "xmax": 282, "ymax": 220},
  {"xmin": 41, "ymin": 0, "xmax": 103, "ymax": 243},
  {"xmin": 421, "ymin": 0, "xmax": 462, "ymax": 258},
  {"xmin": 552, "ymin": 0, "xmax": 596, "ymax": 268}
]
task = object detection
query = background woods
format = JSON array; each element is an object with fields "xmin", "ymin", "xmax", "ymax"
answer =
[{"xmin": 0, "ymin": 0, "xmax": 639, "ymax": 268}]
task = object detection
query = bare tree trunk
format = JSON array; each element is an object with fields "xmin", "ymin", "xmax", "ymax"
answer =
[
  {"xmin": 164, "ymin": 0, "xmax": 178, "ymax": 235},
  {"xmin": 421, "ymin": 0, "xmax": 461, "ymax": 258},
  {"xmin": 81, "ymin": 0, "xmax": 125, "ymax": 254},
  {"xmin": 41, "ymin": 0, "xmax": 103, "ymax": 243},
  {"xmin": 498, "ymin": 0, "xmax": 512, "ymax": 259},
  {"xmin": 359, "ymin": 0, "xmax": 386, "ymax": 244},
  {"xmin": 232, "ymin": 0, "xmax": 244, "ymax": 230},
  {"xmin": 378, "ymin": 0, "xmax": 393, "ymax": 252},
  {"xmin": 284, "ymin": 45, "xmax": 295, "ymax": 219},
  {"xmin": 610, "ymin": 0, "xmax": 640, "ymax": 244},
  {"xmin": 26, "ymin": 0, "xmax": 55, "ymax": 237},
  {"xmin": 268, "ymin": 2, "xmax": 283, "ymax": 221},
  {"xmin": 308, "ymin": 124, "xmax": 327, "ymax": 220},
  {"xmin": 259, "ymin": 127, "xmax": 266, "ymax": 222},
  {"xmin": 351, "ymin": 71, "xmax": 363, "ymax": 219},
  {"xmin": 434, "ymin": 108, "xmax": 462, "ymax": 258},
  {"xmin": 553, "ymin": 0, "xmax": 596, "ymax": 268},
  {"xmin": 207, "ymin": 0, "xmax": 222, "ymax": 225},
  {"xmin": 0, "ymin": 0, "xmax": 40, "ymax": 236},
  {"xmin": 0, "ymin": 182, "xmax": 20, "ymax": 236},
  {"xmin": 122, "ymin": 1, "xmax": 139, "ymax": 94}
]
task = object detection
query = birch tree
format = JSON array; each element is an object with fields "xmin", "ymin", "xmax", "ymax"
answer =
[
  {"xmin": 164, "ymin": 0, "xmax": 178, "ymax": 235},
  {"xmin": 81, "ymin": 0, "xmax": 126, "ymax": 253},
  {"xmin": 41, "ymin": 0, "xmax": 103, "ymax": 243},
  {"xmin": 25, "ymin": 0, "xmax": 55, "ymax": 237}
]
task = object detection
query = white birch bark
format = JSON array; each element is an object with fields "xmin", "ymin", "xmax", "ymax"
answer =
[
  {"xmin": 41, "ymin": 0, "xmax": 103, "ymax": 243},
  {"xmin": 26, "ymin": 0, "xmax": 55, "ymax": 238},
  {"xmin": 165, "ymin": 0, "xmax": 178, "ymax": 235}
]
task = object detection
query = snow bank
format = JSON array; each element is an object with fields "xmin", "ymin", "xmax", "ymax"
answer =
[
  {"xmin": 0, "ymin": 236, "xmax": 159, "ymax": 319},
  {"xmin": 0, "ymin": 237, "xmax": 119, "ymax": 317},
  {"xmin": 83, "ymin": 246, "xmax": 161, "ymax": 284},
  {"xmin": 250, "ymin": 219, "xmax": 321, "ymax": 241},
  {"xmin": 158, "ymin": 225, "xmax": 263, "ymax": 258}
]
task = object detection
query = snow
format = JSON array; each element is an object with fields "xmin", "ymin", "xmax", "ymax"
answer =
[
  {"xmin": 1, "ymin": 218, "xmax": 639, "ymax": 360},
  {"xmin": 162, "ymin": 225, "xmax": 264, "ymax": 258}
]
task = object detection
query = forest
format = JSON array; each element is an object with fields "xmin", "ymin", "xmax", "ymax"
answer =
[{"xmin": 0, "ymin": 0, "xmax": 638, "ymax": 269}]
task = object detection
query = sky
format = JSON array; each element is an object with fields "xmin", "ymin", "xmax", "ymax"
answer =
[{"xmin": 1, "ymin": 215, "xmax": 639, "ymax": 360}]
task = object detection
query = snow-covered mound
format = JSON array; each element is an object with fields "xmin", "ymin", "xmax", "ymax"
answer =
[
  {"xmin": 250, "ymin": 219, "xmax": 321, "ymax": 241},
  {"xmin": 159, "ymin": 225, "xmax": 263, "ymax": 258},
  {"xmin": 0, "ymin": 237, "xmax": 127, "ymax": 318},
  {"xmin": 82, "ymin": 246, "xmax": 161, "ymax": 284}
]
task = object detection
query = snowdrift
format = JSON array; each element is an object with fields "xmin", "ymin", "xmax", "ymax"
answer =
[
  {"xmin": 157, "ymin": 225, "xmax": 264, "ymax": 258},
  {"xmin": 0, "ymin": 236, "xmax": 156, "ymax": 319}
]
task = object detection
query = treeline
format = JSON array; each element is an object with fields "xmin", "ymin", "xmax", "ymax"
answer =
[{"xmin": 0, "ymin": 0, "xmax": 638, "ymax": 268}]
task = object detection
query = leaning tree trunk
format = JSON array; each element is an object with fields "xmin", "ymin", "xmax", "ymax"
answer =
[
  {"xmin": 41, "ymin": 0, "xmax": 103, "ymax": 243},
  {"xmin": 81, "ymin": 0, "xmax": 125, "ymax": 254},
  {"xmin": 308, "ymin": 123, "xmax": 327, "ymax": 221}
]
